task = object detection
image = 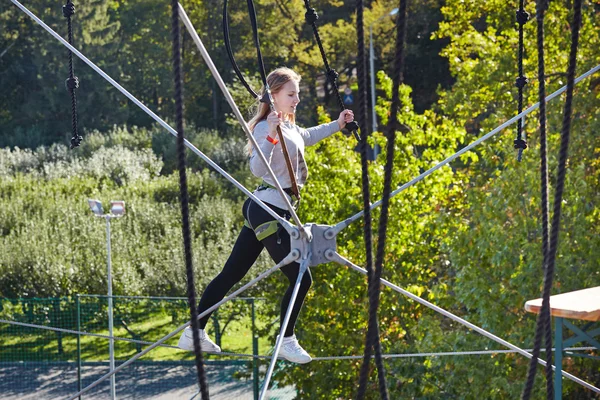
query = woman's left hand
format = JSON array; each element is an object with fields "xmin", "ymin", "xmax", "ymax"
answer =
[{"xmin": 337, "ymin": 109, "xmax": 354, "ymax": 130}]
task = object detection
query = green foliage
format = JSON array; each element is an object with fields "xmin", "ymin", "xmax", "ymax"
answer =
[
  {"xmin": 1, "ymin": 0, "xmax": 599, "ymax": 398},
  {"xmin": 249, "ymin": 71, "xmax": 468, "ymax": 399},
  {"xmin": 0, "ymin": 123, "xmax": 267, "ymax": 299}
]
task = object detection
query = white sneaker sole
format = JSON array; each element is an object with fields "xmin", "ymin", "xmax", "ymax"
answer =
[
  {"xmin": 177, "ymin": 332, "xmax": 221, "ymax": 353},
  {"xmin": 277, "ymin": 351, "xmax": 312, "ymax": 364}
]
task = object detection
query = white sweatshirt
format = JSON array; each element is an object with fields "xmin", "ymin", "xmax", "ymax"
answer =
[{"xmin": 249, "ymin": 119, "xmax": 340, "ymax": 210}]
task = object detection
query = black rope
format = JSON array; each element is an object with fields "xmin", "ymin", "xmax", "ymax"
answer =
[
  {"xmin": 170, "ymin": 1, "xmax": 209, "ymax": 398},
  {"xmin": 370, "ymin": 0, "xmax": 409, "ymax": 398},
  {"xmin": 521, "ymin": 0, "xmax": 550, "ymax": 397},
  {"xmin": 62, "ymin": 0, "xmax": 82, "ymax": 149},
  {"xmin": 243, "ymin": 0, "xmax": 301, "ymax": 200},
  {"xmin": 223, "ymin": 0, "xmax": 259, "ymax": 99},
  {"xmin": 521, "ymin": 0, "xmax": 582, "ymax": 398},
  {"xmin": 301, "ymin": 0, "xmax": 359, "ymax": 140},
  {"xmin": 514, "ymin": 0, "xmax": 530, "ymax": 161},
  {"xmin": 245, "ymin": 0, "xmax": 268, "ymax": 87},
  {"xmin": 355, "ymin": 0, "xmax": 388, "ymax": 398}
]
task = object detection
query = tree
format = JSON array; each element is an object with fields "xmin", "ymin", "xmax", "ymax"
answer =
[{"xmin": 0, "ymin": 0, "xmax": 122, "ymax": 146}]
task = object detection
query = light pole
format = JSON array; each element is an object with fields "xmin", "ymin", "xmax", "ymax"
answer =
[
  {"xmin": 88, "ymin": 199, "xmax": 125, "ymax": 400},
  {"xmin": 370, "ymin": 7, "xmax": 399, "ymax": 157}
]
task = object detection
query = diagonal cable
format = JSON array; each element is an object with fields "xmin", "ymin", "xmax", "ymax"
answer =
[
  {"xmin": 326, "ymin": 250, "xmax": 600, "ymax": 395},
  {"xmin": 63, "ymin": 251, "xmax": 299, "ymax": 400},
  {"xmin": 244, "ymin": 0, "xmax": 303, "ymax": 204},
  {"xmin": 327, "ymin": 64, "xmax": 600, "ymax": 236},
  {"xmin": 8, "ymin": 0, "xmax": 298, "ymax": 237},
  {"xmin": 178, "ymin": 3, "xmax": 308, "ymax": 237}
]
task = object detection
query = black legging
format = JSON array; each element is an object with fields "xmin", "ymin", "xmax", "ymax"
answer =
[{"xmin": 197, "ymin": 197, "xmax": 312, "ymax": 337}]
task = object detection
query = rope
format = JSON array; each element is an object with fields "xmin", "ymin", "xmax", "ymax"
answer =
[
  {"xmin": 514, "ymin": 0, "xmax": 530, "ymax": 161},
  {"xmin": 521, "ymin": 0, "xmax": 582, "ymax": 398},
  {"xmin": 522, "ymin": 0, "xmax": 549, "ymax": 397},
  {"xmin": 241, "ymin": 0, "xmax": 301, "ymax": 202},
  {"xmin": 355, "ymin": 0, "xmax": 387, "ymax": 397},
  {"xmin": 170, "ymin": 1, "xmax": 209, "ymax": 398},
  {"xmin": 223, "ymin": 0, "xmax": 259, "ymax": 99},
  {"xmin": 328, "ymin": 63, "xmax": 600, "ymax": 235},
  {"xmin": 244, "ymin": 0, "xmax": 268, "ymax": 86},
  {"xmin": 331, "ymin": 250, "xmax": 600, "ymax": 395},
  {"xmin": 62, "ymin": 0, "xmax": 82, "ymax": 149},
  {"xmin": 3, "ymin": 317, "xmax": 592, "ymax": 361},
  {"xmin": 367, "ymin": 0, "xmax": 410, "ymax": 397},
  {"xmin": 301, "ymin": 0, "xmax": 359, "ymax": 140}
]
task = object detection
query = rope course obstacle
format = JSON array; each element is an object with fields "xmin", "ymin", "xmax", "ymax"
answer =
[
  {"xmin": 61, "ymin": 0, "xmax": 82, "ymax": 149},
  {"xmin": 4, "ymin": 0, "xmax": 600, "ymax": 399}
]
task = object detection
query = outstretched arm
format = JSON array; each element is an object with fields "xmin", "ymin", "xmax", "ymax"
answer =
[{"xmin": 301, "ymin": 110, "xmax": 355, "ymax": 146}]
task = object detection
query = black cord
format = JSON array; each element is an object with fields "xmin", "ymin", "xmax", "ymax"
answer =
[
  {"xmin": 62, "ymin": 0, "xmax": 82, "ymax": 149},
  {"xmin": 171, "ymin": 1, "xmax": 209, "ymax": 398},
  {"xmin": 223, "ymin": 0, "xmax": 259, "ymax": 99},
  {"xmin": 514, "ymin": 0, "xmax": 530, "ymax": 161},
  {"xmin": 302, "ymin": 0, "xmax": 359, "ymax": 140},
  {"xmin": 521, "ymin": 0, "xmax": 582, "ymax": 398},
  {"xmin": 355, "ymin": 0, "xmax": 388, "ymax": 398},
  {"xmin": 245, "ymin": 0, "xmax": 268, "ymax": 86}
]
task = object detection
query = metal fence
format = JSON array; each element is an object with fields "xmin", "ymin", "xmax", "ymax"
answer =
[{"xmin": 0, "ymin": 295, "xmax": 296, "ymax": 400}]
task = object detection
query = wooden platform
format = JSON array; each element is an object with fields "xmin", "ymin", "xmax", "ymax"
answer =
[{"xmin": 524, "ymin": 286, "xmax": 600, "ymax": 322}]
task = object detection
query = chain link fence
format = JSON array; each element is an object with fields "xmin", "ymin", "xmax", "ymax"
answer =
[{"xmin": 0, "ymin": 295, "xmax": 296, "ymax": 399}]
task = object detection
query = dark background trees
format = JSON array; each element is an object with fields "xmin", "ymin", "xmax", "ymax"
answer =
[{"xmin": 1, "ymin": 0, "xmax": 598, "ymax": 398}]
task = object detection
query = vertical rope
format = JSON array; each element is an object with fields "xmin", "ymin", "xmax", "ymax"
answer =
[
  {"xmin": 245, "ymin": 0, "xmax": 300, "ymax": 202},
  {"xmin": 355, "ymin": 0, "xmax": 387, "ymax": 397},
  {"xmin": 370, "ymin": 0, "xmax": 409, "ymax": 398},
  {"xmin": 62, "ymin": 0, "xmax": 82, "ymax": 149},
  {"xmin": 170, "ymin": 1, "xmax": 209, "ymax": 398},
  {"xmin": 514, "ymin": 0, "xmax": 530, "ymax": 161},
  {"xmin": 302, "ymin": 0, "xmax": 359, "ymax": 139},
  {"xmin": 521, "ymin": 0, "xmax": 582, "ymax": 398},
  {"xmin": 521, "ymin": 0, "xmax": 549, "ymax": 397}
]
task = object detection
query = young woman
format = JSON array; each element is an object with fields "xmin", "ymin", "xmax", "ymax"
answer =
[{"xmin": 178, "ymin": 67, "xmax": 354, "ymax": 363}]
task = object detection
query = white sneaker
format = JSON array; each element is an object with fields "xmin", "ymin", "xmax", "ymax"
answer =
[
  {"xmin": 177, "ymin": 327, "xmax": 221, "ymax": 353},
  {"xmin": 276, "ymin": 335, "xmax": 312, "ymax": 364}
]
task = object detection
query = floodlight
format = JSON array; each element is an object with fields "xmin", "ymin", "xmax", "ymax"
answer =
[
  {"xmin": 88, "ymin": 199, "xmax": 104, "ymax": 216},
  {"xmin": 110, "ymin": 201, "xmax": 125, "ymax": 216}
]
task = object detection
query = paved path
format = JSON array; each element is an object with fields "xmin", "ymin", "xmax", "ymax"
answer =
[{"xmin": 0, "ymin": 362, "xmax": 295, "ymax": 399}]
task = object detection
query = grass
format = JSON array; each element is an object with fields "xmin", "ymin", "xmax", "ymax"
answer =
[{"xmin": 0, "ymin": 300, "xmax": 276, "ymax": 363}]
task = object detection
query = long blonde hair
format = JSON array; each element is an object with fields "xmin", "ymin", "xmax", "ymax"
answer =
[{"xmin": 246, "ymin": 67, "xmax": 301, "ymax": 155}]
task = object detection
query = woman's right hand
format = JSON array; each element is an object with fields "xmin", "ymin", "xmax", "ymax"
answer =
[{"xmin": 266, "ymin": 110, "xmax": 283, "ymax": 138}]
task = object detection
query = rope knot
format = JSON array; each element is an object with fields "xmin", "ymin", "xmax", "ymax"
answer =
[
  {"xmin": 62, "ymin": 2, "xmax": 75, "ymax": 18},
  {"xmin": 65, "ymin": 76, "xmax": 79, "ymax": 91},
  {"xmin": 345, "ymin": 121, "xmax": 359, "ymax": 133},
  {"xmin": 516, "ymin": 9, "xmax": 530, "ymax": 25},
  {"xmin": 515, "ymin": 76, "xmax": 528, "ymax": 89},
  {"xmin": 70, "ymin": 134, "xmax": 83, "ymax": 149},
  {"xmin": 326, "ymin": 69, "xmax": 339, "ymax": 82},
  {"xmin": 305, "ymin": 8, "xmax": 319, "ymax": 24},
  {"xmin": 514, "ymin": 138, "xmax": 527, "ymax": 150}
]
